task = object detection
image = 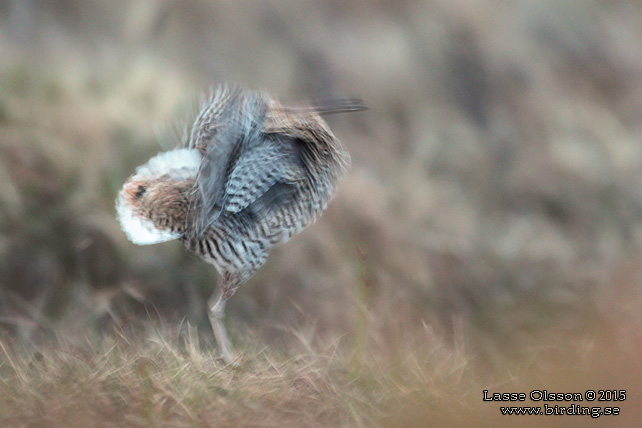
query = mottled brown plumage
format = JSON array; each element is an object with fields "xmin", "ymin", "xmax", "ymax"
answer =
[{"xmin": 116, "ymin": 85, "xmax": 364, "ymax": 360}]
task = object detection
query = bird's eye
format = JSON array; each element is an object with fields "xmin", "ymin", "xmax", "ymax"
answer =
[{"xmin": 135, "ymin": 185, "xmax": 147, "ymax": 198}]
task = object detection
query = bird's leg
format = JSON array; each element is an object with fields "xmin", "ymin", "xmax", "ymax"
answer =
[
  {"xmin": 207, "ymin": 275, "xmax": 239, "ymax": 362},
  {"xmin": 208, "ymin": 293, "xmax": 231, "ymax": 362}
]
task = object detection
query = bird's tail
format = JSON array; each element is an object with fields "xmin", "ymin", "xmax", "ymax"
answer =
[{"xmin": 277, "ymin": 98, "xmax": 368, "ymax": 116}]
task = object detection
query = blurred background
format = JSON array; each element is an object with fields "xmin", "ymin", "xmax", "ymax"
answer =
[{"xmin": 1, "ymin": 0, "xmax": 642, "ymax": 422}]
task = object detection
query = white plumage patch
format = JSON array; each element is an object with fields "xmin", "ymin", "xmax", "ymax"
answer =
[
  {"xmin": 115, "ymin": 199, "xmax": 182, "ymax": 245},
  {"xmin": 135, "ymin": 147, "xmax": 201, "ymax": 180},
  {"xmin": 116, "ymin": 148, "xmax": 201, "ymax": 245}
]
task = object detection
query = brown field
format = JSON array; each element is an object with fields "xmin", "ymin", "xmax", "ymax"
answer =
[{"xmin": 1, "ymin": 1, "xmax": 642, "ymax": 426}]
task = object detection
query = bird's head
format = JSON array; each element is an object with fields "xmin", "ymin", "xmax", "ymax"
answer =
[{"xmin": 116, "ymin": 148, "xmax": 201, "ymax": 245}]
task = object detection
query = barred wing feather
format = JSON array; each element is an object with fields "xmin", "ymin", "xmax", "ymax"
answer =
[
  {"xmin": 224, "ymin": 140, "xmax": 302, "ymax": 214},
  {"xmin": 188, "ymin": 87, "xmax": 267, "ymax": 236}
]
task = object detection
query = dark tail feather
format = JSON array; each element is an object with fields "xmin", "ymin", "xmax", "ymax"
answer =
[
  {"xmin": 310, "ymin": 98, "xmax": 368, "ymax": 115},
  {"xmin": 279, "ymin": 98, "xmax": 368, "ymax": 116}
]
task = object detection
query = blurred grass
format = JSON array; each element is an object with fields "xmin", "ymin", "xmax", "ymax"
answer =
[
  {"xmin": 1, "ymin": 317, "xmax": 641, "ymax": 427},
  {"xmin": 1, "ymin": 0, "xmax": 642, "ymax": 426}
]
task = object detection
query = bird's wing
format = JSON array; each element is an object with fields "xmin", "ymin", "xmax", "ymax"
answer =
[
  {"xmin": 186, "ymin": 85, "xmax": 360, "ymax": 237},
  {"xmin": 188, "ymin": 85, "xmax": 244, "ymax": 152},
  {"xmin": 190, "ymin": 125, "xmax": 243, "ymax": 231},
  {"xmin": 223, "ymin": 138, "xmax": 303, "ymax": 214},
  {"xmin": 187, "ymin": 86, "xmax": 268, "ymax": 236}
]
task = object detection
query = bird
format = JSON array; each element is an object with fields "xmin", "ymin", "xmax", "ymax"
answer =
[{"xmin": 116, "ymin": 84, "xmax": 364, "ymax": 361}]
